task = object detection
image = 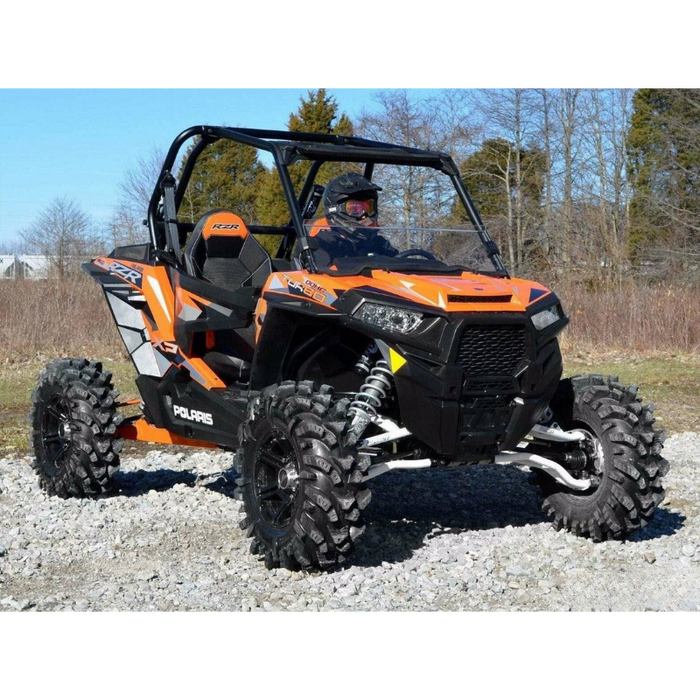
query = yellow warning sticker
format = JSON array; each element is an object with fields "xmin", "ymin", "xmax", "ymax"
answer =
[{"xmin": 389, "ymin": 348, "xmax": 407, "ymax": 373}]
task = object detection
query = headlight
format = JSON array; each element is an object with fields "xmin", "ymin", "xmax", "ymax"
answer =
[
  {"xmin": 354, "ymin": 302, "xmax": 423, "ymax": 334},
  {"xmin": 531, "ymin": 304, "xmax": 561, "ymax": 331}
]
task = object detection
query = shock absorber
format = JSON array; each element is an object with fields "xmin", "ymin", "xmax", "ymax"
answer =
[
  {"xmin": 348, "ymin": 360, "xmax": 394, "ymax": 430},
  {"xmin": 353, "ymin": 343, "xmax": 378, "ymax": 377}
]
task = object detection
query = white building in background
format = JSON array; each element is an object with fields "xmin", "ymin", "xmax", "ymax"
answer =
[
  {"xmin": 18, "ymin": 255, "xmax": 51, "ymax": 279},
  {"xmin": 0, "ymin": 254, "xmax": 15, "ymax": 278},
  {"xmin": 0, "ymin": 254, "xmax": 51, "ymax": 280}
]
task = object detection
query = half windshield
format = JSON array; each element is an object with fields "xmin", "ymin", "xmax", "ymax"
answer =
[
  {"xmin": 303, "ymin": 223, "xmax": 497, "ymax": 274},
  {"xmin": 298, "ymin": 164, "xmax": 500, "ymax": 275}
]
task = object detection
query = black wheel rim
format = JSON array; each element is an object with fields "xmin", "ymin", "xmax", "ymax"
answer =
[
  {"xmin": 253, "ymin": 428, "xmax": 300, "ymax": 529},
  {"xmin": 40, "ymin": 394, "xmax": 72, "ymax": 477}
]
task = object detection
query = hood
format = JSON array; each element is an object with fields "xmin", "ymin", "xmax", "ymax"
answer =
[{"xmin": 366, "ymin": 270, "xmax": 552, "ymax": 312}]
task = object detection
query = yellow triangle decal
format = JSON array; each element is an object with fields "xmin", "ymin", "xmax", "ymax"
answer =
[{"xmin": 389, "ymin": 348, "xmax": 407, "ymax": 373}]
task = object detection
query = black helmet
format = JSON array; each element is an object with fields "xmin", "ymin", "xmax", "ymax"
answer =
[{"xmin": 322, "ymin": 173, "xmax": 382, "ymax": 241}]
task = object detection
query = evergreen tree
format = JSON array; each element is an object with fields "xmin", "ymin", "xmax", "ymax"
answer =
[
  {"xmin": 436, "ymin": 138, "xmax": 545, "ymax": 270},
  {"xmin": 256, "ymin": 89, "xmax": 355, "ymax": 226},
  {"xmin": 627, "ymin": 89, "xmax": 700, "ymax": 266},
  {"xmin": 179, "ymin": 139, "xmax": 265, "ymax": 224}
]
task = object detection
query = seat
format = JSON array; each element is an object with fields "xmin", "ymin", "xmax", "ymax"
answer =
[
  {"xmin": 183, "ymin": 209, "xmax": 272, "ymax": 291},
  {"xmin": 182, "ymin": 210, "xmax": 272, "ymax": 384}
]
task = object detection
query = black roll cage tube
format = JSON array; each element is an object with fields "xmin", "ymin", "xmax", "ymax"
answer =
[{"xmin": 147, "ymin": 125, "xmax": 507, "ymax": 276}]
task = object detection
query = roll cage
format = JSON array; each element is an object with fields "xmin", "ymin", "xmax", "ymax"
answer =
[{"xmin": 147, "ymin": 125, "xmax": 507, "ymax": 275}]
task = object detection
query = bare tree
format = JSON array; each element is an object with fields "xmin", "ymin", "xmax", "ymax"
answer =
[
  {"xmin": 119, "ymin": 147, "xmax": 165, "ymax": 218},
  {"xmin": 538, "ymin": 89, "xmax": 555, "ymax": 258},
  {"xmin": 357, "ymin": 90, "xmax": 476, "ymax": 244},
  {"xmin": 556, "ymin": 89, "xmax": 580, "ymax": 266},
  {"xmin": 103, "ymin": 146, "xmax": 165, "ymax": 252},
  {"xmin": 105, "ymin": 202, "xmax": 149, "ymax": 249},
  {"xmin": 20, "ymin": 197, "xmax": 102, "ymax": 277},
  {"xmin": 470, "ymin": 89, "xmax": 545, "ymax": 271}
]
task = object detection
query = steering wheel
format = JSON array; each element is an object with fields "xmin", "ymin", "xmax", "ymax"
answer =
[{"xmin": 395, "ymin": 248, "xmax": 437, "ymax": 261}]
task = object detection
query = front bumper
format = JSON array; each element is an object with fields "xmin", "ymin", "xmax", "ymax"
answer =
[{"xmin": 391, "ymin": 311, "xmax": 566, "ymax": 463}]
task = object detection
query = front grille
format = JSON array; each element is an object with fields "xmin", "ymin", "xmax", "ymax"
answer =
[
  {"xmin": 456, "ymin": 325, "xmax": 526, "ymax": 376},
  {"xmin": 448, "ymin": 294, "xmax": 512, "ymax": 304},
  {"xmin": 463, "ymin": 377, "xmax": 518, "ymax": 394}
]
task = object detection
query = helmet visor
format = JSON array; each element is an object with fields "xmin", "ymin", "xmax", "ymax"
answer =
[{"xmin": 341, "ymin": 198, "xmax": 377, "ymax": 219}]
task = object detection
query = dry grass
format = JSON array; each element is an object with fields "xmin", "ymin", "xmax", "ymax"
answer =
[
  {"xmin": 554, "ymin": 280, "xmax": 700, "ymax": 355},
  {"xmin": 2, "ymin": 277, "xmax": 699, "ymax": 362},
  {"xmin": 0, "ymin": 276, "xmax": 124, "ymax": 362},
  {"xmin": 0, "ymin": 359, "xmax": 137, "ymax": 457}
]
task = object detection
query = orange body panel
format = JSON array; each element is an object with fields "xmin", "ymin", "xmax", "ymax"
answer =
[
  {"xmin": 97, "ymin": 244, "xmax": 554, "ymax": 450},
  {"xmin": 259, "ymin": 267, "xmax": 551, "ymax": 315},
  {"xmin": 95, "ymin": 256, "xmax": 226, "ymax": 390},
  {"xmin": 254, "ymin": 297, "xmax": 268, "ymax": 343},
  {"xmin": 117, "ymin": 418, "xmax": 217, "ymax": 449}
]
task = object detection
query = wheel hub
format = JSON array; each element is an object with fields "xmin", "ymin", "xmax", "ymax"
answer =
[
  {"xmin": 254, "ymin": 431, "xmax": 300, "ymax": 529},
  {"xmin": 574, "ymin": 428, "xmax": 604, "ymax": 488},
  {"xmin": 579, "ymin": 429, "xmax": 603, "ymax": 472},
  {"xmin": 278, "ymin": 466, "xmax": 298, "ymax": 491},
  {"xmin": 40, "ymin": 395, "xmax": 73, "ymax": 475}
]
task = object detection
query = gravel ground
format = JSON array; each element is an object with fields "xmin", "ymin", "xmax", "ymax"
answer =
[{"xmin": 0, "ymin": 433, "xmax": 698, "ymax": 612}]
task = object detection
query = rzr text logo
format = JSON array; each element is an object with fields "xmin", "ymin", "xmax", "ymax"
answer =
[
  {"xmin": 109, "ymin": 261, "xmax": 142, "ymax": 286},
  {"xmin": 211, "ymin": 223, "xmax": 240, "ymax": 230},
  {"xmin": 173, "ymin": 405, "xmax": 213, "ymax": 426}
]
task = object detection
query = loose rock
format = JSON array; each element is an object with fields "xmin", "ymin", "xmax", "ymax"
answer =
[{"xmin": 0, "ymin": 434, "xmax": 698, "ymax": 610}]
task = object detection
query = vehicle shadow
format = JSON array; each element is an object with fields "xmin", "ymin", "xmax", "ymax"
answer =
[
  {"xmin": 347, "ymin": 465, "xmax": 686, "ymax": 569},
  {"xmin": 107, "ymin": 462, "xmax": 686, "ymax": 567},
  {"xmin": 109, "ymin": 465, "xmax": 239, "ymax": 499},
  {"xmin": 109, "ymin": 468, "xmax": 197, "ymax": 497},
  {"xmin": 349, "ymin": 464, "xmax": 547, "ymax": 568},
  {"xmin": 628, "ymin": 508, "xmax": 686, "ymax": 542}
]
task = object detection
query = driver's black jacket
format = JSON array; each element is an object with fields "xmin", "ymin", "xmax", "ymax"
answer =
[{"xmin": 305, "ymin": 220, "xmax": 399, "ymax": 269}]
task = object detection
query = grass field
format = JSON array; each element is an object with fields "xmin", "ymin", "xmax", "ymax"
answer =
[
  {"xmin": 0, "ymin": 359, "xmax": 138, "ymax": 458},
  {"xmin": 1, "ymin": 353, "xmax": 698, "ymax": 458}
]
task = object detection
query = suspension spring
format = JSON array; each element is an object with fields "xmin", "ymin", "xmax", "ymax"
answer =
[{"xmin": 348, "ymin": 360, "xmax": 394, "ymax": 423}]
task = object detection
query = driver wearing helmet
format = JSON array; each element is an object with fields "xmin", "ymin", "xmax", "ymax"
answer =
[{"xmin": 306, "ymin": 173, "xmax": 398, "ymax": 268}]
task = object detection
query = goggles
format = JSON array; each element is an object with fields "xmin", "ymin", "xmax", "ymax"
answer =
[{"xmin": 341, "ymin": 198, "xmax": 377, "ymax": 219}]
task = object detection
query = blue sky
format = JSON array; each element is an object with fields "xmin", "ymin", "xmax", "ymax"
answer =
[{"xmin": 0, "ymin": 89, "xmax": 439, "ymax": 249}]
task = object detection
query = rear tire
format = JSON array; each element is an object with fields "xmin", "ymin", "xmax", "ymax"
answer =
[
  {"xmin": 535, "ymin": 374, "xmax": 668, "ymax": 541},
  {"xmin": 30, "ymin": 358, "xmax": 124, "ymax": 498},
  {"xmin": 235, "ymin": 381, "xmax": 371, "ymax": 571}
]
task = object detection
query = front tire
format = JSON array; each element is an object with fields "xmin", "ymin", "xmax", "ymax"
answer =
[
  {"xmin": 535, "ymin": 374, "xmax": 669, "ymax": 541},
  {"xmin": 30, "ymin": 358, "xmax": 124, "ymax": 498},
  {"xmin": 235, "ymin": 381, "xmax": 371, "ymax": 570}
]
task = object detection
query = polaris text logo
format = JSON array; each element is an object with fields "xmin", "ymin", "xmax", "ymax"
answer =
[{"xmin": 173, "ymin": 405, "xmax": 213, "ymax": 426}]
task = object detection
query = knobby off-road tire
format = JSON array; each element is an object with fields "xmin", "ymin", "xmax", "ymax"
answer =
[
  {"xmin": 30, "ymin": 358, "xmax": 124, "ymax": 498},
  {"xmin": 535, "ymin": 374, "xmax": 669, "ymax": 541},
  {"xmin": 234, "ymin": 381, "xmax": 372, "ymax": 571}
]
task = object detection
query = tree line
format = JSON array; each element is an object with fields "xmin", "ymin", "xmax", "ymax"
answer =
[{"xmin": 17, "ymin": 88, "xmax": 700, "ymax": 283}]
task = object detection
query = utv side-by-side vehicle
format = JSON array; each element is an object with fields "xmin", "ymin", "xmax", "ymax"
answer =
[{"xmin": 30, "ymin": 125, "xmax": 669, "ymax": 570}]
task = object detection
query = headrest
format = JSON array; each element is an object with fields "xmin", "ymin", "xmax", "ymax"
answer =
[{"xmin": 201, "ymin": 212, "xmax": 249, "ymax": 240}]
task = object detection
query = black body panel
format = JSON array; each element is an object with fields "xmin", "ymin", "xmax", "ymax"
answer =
[
  {"xmin": 140, "ymin": 367, "xmax": 247, "ymax": 448},
  {"xmin": 252, "ymin": 287, "xmax": 567, "ymax": 463}
]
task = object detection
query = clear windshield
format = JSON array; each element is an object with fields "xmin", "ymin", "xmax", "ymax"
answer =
[
  {"xmin": 298, "ymin": 164, "xmax": 499, "ymax": 274},
  {"xmin": 303, "ymin": 223, "xmax": 496, "ymax": 274}
]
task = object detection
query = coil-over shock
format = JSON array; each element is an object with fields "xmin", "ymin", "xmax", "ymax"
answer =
[{"xmin": 347, "ymin": 350, "xmax": 395, "ymax": 439}]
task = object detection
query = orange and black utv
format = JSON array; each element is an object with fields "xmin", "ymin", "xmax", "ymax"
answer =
[{"xmin": 29, "ymin": 126, "xmax": 669, "ymax": 570}]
